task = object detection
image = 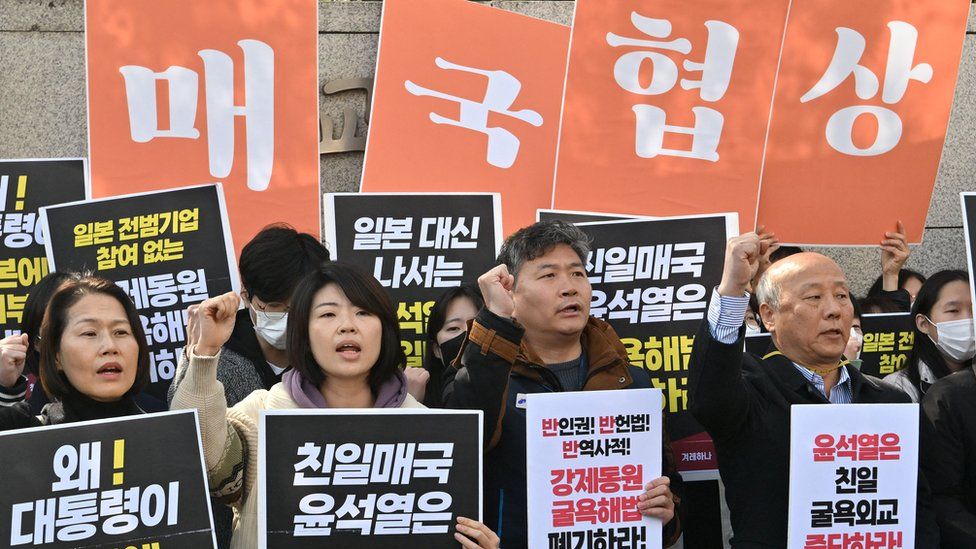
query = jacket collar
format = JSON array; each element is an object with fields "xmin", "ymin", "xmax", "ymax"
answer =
[
  {"xmin": 761, "ymin": 349, "xmax": 885, "ymax": 401},
  {"xmin": 512, "ymin": 316, "xmax": 633, "ymax": 390}
]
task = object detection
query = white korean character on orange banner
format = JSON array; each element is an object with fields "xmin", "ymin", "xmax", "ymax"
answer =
[
  {"xmin": 800, "ymin": 22, "xmax": 932, "ymax": 156},
  {"xmin": 86, "ymin": 0, "xmax": 320, "ymax": 256},
  {"xmin": 405, "ymin": 58, "xmax": 543, "ymax": 169},
  {"xmin": 757, "ymin": 0, "xmax": 971, "ymax": 245},
  {"xmin": 607, "ymin": 13, "xmax": 738, "ymax": 161},
  {"xmin": 362, "ymin": 0, "xmax": 569, "ymax": 235},
  {"xmin": 119, "ymin": 40, "xmax": 274, "ymax": 190},
  {"xmin": 554, "ymin": 0, "xmax": 790, "ymax": 233}
]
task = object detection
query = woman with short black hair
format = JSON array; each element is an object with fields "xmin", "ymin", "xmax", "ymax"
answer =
[{"xmin": 172, "ymin": 262, "xmax": 498, "ymax": 548}]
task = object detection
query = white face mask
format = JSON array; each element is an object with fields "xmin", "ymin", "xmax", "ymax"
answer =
[
  {"xmin": 745, "ymin": 324, "xmax": 761, "ymax": 336},
  {"xmin": 925, "ymin": 316, "xmax": 976, "ymax": 363},
  {"xmin": 254, "ymin": 310, "xmax": 288, "ymax": 350}
]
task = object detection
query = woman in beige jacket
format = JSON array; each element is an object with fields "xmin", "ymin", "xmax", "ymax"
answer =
[{"xmin": 172, "ymin": 262, "xmax": 498, "ymax": 549}]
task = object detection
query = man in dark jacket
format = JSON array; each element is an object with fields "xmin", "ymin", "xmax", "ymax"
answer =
[
  {"xmin": 447, "ymin": 220, "xmax": 683, "ymax": 548},
  {"xmin": 922, "ymin": 365, "xmax": 976, "ymax": 547},
  {"xmin": 689, "ymin": 230, "xmax": 940, "ymax": 548}
]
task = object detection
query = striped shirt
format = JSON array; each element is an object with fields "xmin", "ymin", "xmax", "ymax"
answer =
[{"xmin": 707, "ymin": 288, "xmax": 854, "ymax": 403}]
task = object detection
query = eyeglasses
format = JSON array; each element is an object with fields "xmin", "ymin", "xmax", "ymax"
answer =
[{"xmin": 250, "ymin": 298, "xmax": 289, "ymax": 320}]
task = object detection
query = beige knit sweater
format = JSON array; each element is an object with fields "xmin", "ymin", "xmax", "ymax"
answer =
[{"xmin": 170, "ymin": 348, "xmax": 424, "ymax": 549}]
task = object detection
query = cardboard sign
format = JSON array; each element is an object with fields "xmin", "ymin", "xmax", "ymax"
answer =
[
  {"xmin": 788, "ymin": 404, "xmax": 919, "ymax": 549},
  {"xmin": 0, "ymin": 410, "xmax": 216, "ymax": 548},
  {"xmin": 757, "ymin": 0, "xmax": 972, "ymax": 245},
  {"xmin": 552, "ymin": 0, "xmax": 790, "ymax": 233},
  {"xmin": 575, "ymin": 214, "xmax": 737, "ymax": 472},
  {"xmin": 85, "ymin": 0, "xmax": 321, "ymax": 254},
  {"xmin": 0, "ymin": 159, "xmax": 88, "ymax": 336},
  {"xmin": 324, "ymin": 193, "xmax": 501, "ymax": 369},
  {"xmin": 858, "ymin": 313, "xmax": 915, "ymax": 379},
  {"xmin": 40, "ymin": 185, "xmax": 239, "ymax": 401},
  {"xmin": 525, "ymin": 389, "xmax": 663, "ymax": 549},
  {"xmin": 258, "ymin": 409, "xmax": 482, "ymax": 548},
  {"xmin": 361, "ymin": 0, "xmax": 569, "ymax": 235}
]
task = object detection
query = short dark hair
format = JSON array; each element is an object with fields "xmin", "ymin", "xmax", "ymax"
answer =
[
  {"xmin": 20, "ymin": 271, "xmax": 72, "ymax": 377},
  {"xmin": 286, "ymin": 262, "xmax": 404, "ymax": 395},
  {"xmin": 38, "ymin": 274, "xmax": 150, "ymax": 401},
  {"xmin": 496, "ymin": 220, "xmax": 591, "ymax": 282},
  {"xmin": 866, "ymin": 268, "xmax": 927, "ymax": 298},
  {"xmin": 239, "ymin": 223, "xmax": 331, "ymax": 303}
]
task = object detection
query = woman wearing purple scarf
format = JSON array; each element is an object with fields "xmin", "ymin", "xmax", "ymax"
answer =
[{"xmin": 172, "ymin": 262, "xmax": 498, "ymax": 549}]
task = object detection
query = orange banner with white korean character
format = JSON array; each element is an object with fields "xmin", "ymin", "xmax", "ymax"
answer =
[
  {"xmin": 757, "ymin": 0, "xmax": 972, "ymax": 245},
  {"xmin": 552, "ymin": 0, "xmax": 790, "ymax": 233},
  {"xmin": 85, "ymin": 0, "xmax": 320, "ymax": 255},
  {"xmin": 361, "ymin": 0, "xmax": 569, "ymax": 235}
]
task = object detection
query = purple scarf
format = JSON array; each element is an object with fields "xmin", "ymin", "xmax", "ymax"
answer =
[{"xmin": 283, "ymin": 368, "xmax": 409, "ymax": 409}]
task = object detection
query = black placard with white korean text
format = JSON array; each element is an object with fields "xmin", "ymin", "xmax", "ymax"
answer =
[
  {"xmin": 259, "ymin": 410, "xmax": 482, "ymax": 548},
  {"xmin": 575, "ymin": 215, "xmax": 735, "ymax": 473},
  {"xmin": 325, "ymin": 193, "xmax": 501, "ymax": 369},
  {"xmin": 0, "ymin": 159, "xmax": 87, "ymax": 336},
  {"xmin": 40, "ymin": 184, "xmax": 238, "ymax": 401},
  {"xmin": 0, "ymin": 410, "xmax": 216, "ymax": 548},
  {"xmin": 857, "ymin": 313, "xmax": 915, "ymax": 379}
]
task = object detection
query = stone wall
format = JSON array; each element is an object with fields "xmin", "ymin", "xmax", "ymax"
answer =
[{"xmin": 1, "ymin": 0, "xmax": 974, "ymax": 294}]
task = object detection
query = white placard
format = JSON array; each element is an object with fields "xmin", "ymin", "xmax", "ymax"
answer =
[
  {"xmin": 788, "ymin": 403, "xmax": 919, "ymax": 549},
  {"xmin": 526, "ymin": 389, "xmax": 663, "ymax": 549}
]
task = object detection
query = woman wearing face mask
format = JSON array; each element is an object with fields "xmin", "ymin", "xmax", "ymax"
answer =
[
  {"xmin": 883, "ymin": 270, "xmax": 974, "ymax": 402},
  {"xmin": 171, "ymin": 263, "xmax": 499, "ymax": 549},
  {"xmin": 0, "ymin": 274, "xmax": 150, "ymax": 430},
  {"xmin": 416, "ymin": 284, "xmax": 484, "ymax": 408}
]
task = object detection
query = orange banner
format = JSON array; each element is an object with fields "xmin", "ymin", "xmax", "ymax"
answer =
[
  {"xmin": 85, "ymin": 0, "xmax": 320, "ymax": 254},
  {"xmin": 552, "ymin": 0, "xmax": 790, "ymax": 234},
  {"xmin": 757, "ymin": 0, "xmax": 972, "ymax": 245},
  {"xmin": 360, "ymin": 0, "xmax": 569, "ymax": 235}
]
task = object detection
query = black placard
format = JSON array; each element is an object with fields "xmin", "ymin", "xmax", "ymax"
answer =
[{"xmin": 260, "ymin": 410, "xmax": 482, "ymax": 548}]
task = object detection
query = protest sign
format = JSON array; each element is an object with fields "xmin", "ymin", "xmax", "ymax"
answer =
[
  {"xmin": 745, "ymin": 332, "xmax": 773, "ymax": 357},
  {"xmin": 757, "ymin": 0, "xmax": 972, "ymax": 245},
  {"xmin": 525, "ymin": 389, "xmax": 663, "ymax": 549},
  {"xmin": 361, "ymin": 0, "xmax": 569, "ymax": 235},
  {"xmin": 85, "ymin": 0, "xmax": 321, "ymax": 254},
  {"xmin": 552, "ymin": 0, "xmax": 790, "ymax": 233},
  {"xmin": 324, "ymin": 193, "xmax": 501, "ymax": 369},
  {"xmin": 0, "ymin": 159, "xmax": 87, "ymax": 337},
  {"xmin": 40, "ymin": 184, "xmax": 239, "ymax": 401},
  {"xmin": 858, "ymin": 313, "xmax": 915, "ymax": 379},
  {"xmin": 788, "ymin": 404, "xmax": 919, "ymax": 549},
  {"xmin": 0, "ymin": 410, "xmax": 216, "ymax": 548},
  {"xmin": 574, "ymin": 213, "xmax": 736, "ymax": 472},
  {"xmin": 962, "ymin": 193, "xmax": 976, "ymax": 339},
  {"xmin": 258, "ymin": 409, "xmax": 482, "ymax": 548},
  {"xmin": 536, "ymin": 210, "xmax": 642, "ymax": 224}
]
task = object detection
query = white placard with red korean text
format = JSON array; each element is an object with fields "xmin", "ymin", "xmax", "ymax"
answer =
[
  {"xmin": 525, "ymin": 389, "xmax": 663, "ymax": 549},
  {"xmin": 788, "ymin": 404, "xmax": 918, "ymax": 549}
]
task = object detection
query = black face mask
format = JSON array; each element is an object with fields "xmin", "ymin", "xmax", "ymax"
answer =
[{"xmin": 438, "ymin": 332, "xmax": 467, "ymax": 368}]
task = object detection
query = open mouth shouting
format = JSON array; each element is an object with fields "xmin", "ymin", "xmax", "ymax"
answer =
[
  {"xmin": 96, "ymin": 362, "xmax": 124, "ymax": 379},
  {"xmin": 335, "ymin": 340, "xmax": 363, "ymax": 360}
]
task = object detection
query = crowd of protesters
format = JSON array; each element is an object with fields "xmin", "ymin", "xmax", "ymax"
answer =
[{"xmin": 1, "ymin": 220, "xmax": 973, "ymax": 548}]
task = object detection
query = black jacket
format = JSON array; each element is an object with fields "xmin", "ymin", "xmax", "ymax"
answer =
[
  {"xmin": 922, "ymin": 366, "xmax": 976, "ymax": 548},
  {"xmin": 0, "ymin": 388, "xmax": 143, "ymax": 431},
  {"xmin": 688, "ymin": 321, "xmax": 940, "ymax": 548},
  {"xmin": 446, "ymin": 308, "xmax": 683, "ymax": 549}
]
